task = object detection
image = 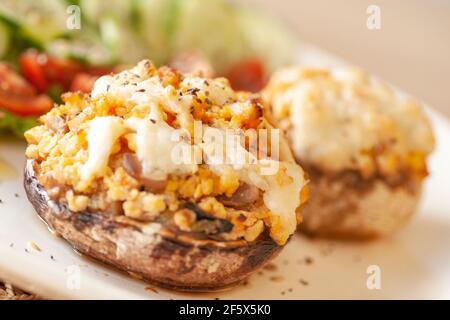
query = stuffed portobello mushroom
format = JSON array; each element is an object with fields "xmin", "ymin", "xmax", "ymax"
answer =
[
  {"xmin": 263, "ymin": 66, "xmax": 435, "ymax": 239},
  {"xmin": 24, "ymin": 60, "xmax": 308, "ymax": 291}
]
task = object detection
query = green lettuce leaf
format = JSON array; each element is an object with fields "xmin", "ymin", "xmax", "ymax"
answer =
[{"xmin": 0, "ymin": 110, "xmax": 38, "ymax": 138}]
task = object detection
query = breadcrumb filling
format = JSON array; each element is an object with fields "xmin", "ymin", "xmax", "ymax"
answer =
[{"xmin": 25, "ymin": 60, "xmax": 307, "ymax": 245}]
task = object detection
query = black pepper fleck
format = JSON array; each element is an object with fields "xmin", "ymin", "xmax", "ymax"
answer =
[
  {"xmin": 299, "ymin": 279, "xmax": 309, "ymax": 286},
  {"xmin": 187, "ymin": 88, "xmax": 200, "ymax": 95}
]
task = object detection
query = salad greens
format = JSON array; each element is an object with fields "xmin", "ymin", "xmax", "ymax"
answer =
[
  {"xmin": 0, "ymin": 0, "xmax": 295, "ymax": 70},
  {"xmin": 0, "ymin": 111, "xmax": 37, "ymax": 137},
  {"xmin": 0, "ymin": 0, "xmax": 296, "ymax": 138}
]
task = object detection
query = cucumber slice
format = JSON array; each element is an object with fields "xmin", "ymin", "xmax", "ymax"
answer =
[
  {"xmin": 0, "ymin": 0, "xmax": 67, "ymax": 44},
  {"xmin": 0, "ymin": 20, "xmax": 10, "ymax": 58},
  {"xmin": 46, "ymin": 33, "xmax": 115, "ymax": 66},
  {"xmin": 99, "ymin": 16, "xmax": 148, "ymax": 65},
  {"xmin": 133, "ymin": 0, "xmax": 177, "ymax": 65},
  {"xmin": 171, "ymin": 0, "xmax": 245, "ymax": 73},
  {"xmin": 79, "ymin": 0, "xmax": 134, "ymax": 23},
  {"xmin": 237, "ymin": 9, "xmax": 295, "ymax": 72}
]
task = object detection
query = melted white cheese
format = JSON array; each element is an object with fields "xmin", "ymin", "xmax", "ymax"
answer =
[
  {"xmin": 261, "ymin": 162, "xmax": 303, "ymax": 244},
  {"xmin": 81, "ymin": 116, "xmax": 125, "ymax": 180},
  {"xmin": 125, "ymin": 116, "xmax": 199, "ymax": 181},
  {"xmin": 264, "ymin": 66, "xmax": 435, "ymax": 174},
  {"xmin": 202, "ymin": 127, "xmax": 305, "ymax": 244}
]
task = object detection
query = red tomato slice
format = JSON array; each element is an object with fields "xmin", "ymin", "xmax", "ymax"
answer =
[
  {"xmin": 0, "ymin": 63, "xmax": 36, "ymax": 96},
  {"xmin": 20, "ymin": 50, "xmax": 115, "ymax": 94},
  {"xmin": 86, "ymin": 66, "xmax": 116, "ymax": 77},
  {"xmin": 0, "ymin": 92, "xmax": 53, "ymax": 116},
  {"xmin": 0, "ymin": 61, "xmax": 53, "ymax": 116},
  {"xmin": 45, "ymin": 56, "xmax": 84, "ymax": 90},
  {"xmin": 225, "ymin": 59, "xmax": 266, "ymax": 93},
  {"xmin": 20, "ymin": 49, "xmax": 49, "ymax": 93},
  {"xmin": 70, "ymin": 73, "xmax": 99, "ymax": 93},
  {"xmin": 2, "ymin": 51, "xmax": 115, "ymax": 118}
]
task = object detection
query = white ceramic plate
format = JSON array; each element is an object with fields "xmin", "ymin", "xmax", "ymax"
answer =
[{"xmin": 1, "ymin": 45, "xmax": 449, "ymax": 300}]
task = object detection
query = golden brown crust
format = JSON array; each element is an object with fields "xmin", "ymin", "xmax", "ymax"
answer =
[
  {"xmin": 298, "ymin": 165, "xmax": 422, "ymax": 240},
  {"xmin": 24, "ymin": 160, "xmax": 282, "ymax": 291},
  {"xmin": 0, "ymin": 282, "xmax": 40, "ymax": 300}
]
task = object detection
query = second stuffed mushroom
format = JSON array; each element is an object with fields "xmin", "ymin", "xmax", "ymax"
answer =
[{"xmin": 263, "ymin": 66, "xmax": 435, "ymax": 239}]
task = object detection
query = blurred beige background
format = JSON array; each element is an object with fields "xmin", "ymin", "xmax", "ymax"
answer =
[{"xmin": 241, "ymin": 0, "xmax": 450, "ymax": 117}]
